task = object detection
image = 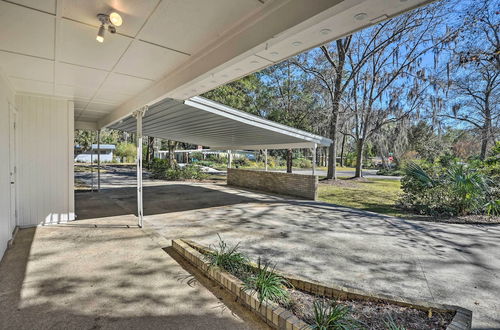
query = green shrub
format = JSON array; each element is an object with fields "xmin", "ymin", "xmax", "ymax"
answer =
[
  {"xmin": 195, "ymin": 160, "xmax": 215, "ymax": 167},
  {"xmin": 399, "ymin": 162, "xmax": 497, "ymax": 216},
  {"xmin": 151, "ymin": 159, "xmax": 206, "ymax": 180},
  {"xmin": 182, "ymin": 164, "xmax": 207, "ymax": 180},
  {"xmin": 233, "ymin": 158, "xmax": 251, "ymax": 167},
  {"xmin": 376, "ymin": 168, "xmax": 404, "ymax": 176},
  {"xmin": 294, "ymin": 158, "xmax": 312, "ymax": 168},
  {"xmin": 447, "ymin": 164, "xmax": 491, "ymax": 215},
  {"xmin": 244, "ymin": 258, "xmax": 290, "ymax": 305},
  {"xmin": 190, "ymin": 151, "xmax": 204, "ymax": 161},
  {"xmin": 151, "ymin": 158, "xmax": 173, "ymax": 179},
  {"xmin": 485, "ymin": 200, "xmax": 500, "ymax": 216},
  {"xmin": 205, "ymin": 234, "xmax": 249, "ymax": 277},
  {"xmin": 115, "ymin": 142, "xmax": 136, "ymax": 162},
  {"xmin": 310, "ymin": 299, "xmax": 359, "ymax": 330},
  {"xmin": 344, "ymin": 152, "xmax": 357, "ymax": 167}
]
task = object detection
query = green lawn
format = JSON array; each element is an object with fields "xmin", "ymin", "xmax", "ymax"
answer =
[{"xmin": 318, "ymin": 178, "xmax": 404, "ymax": 217}]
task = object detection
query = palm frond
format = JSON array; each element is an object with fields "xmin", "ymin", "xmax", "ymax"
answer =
[{"xmin": 405, "ymin": 162, "xmax": 436, "ymax": 187}]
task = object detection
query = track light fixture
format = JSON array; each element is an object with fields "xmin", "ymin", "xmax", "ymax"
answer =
[
  {"xmin": 96, "ymin": 24, "xmax": 105, "ymax": 43},
  {"xmin": 96, "ymin": 12, "xmax": 122, "ymax": 43}
]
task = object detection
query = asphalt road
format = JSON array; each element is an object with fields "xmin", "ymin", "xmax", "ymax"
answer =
[{"xmin": 268, "ymin": 168, "xmax": 401, "ymax": 180}]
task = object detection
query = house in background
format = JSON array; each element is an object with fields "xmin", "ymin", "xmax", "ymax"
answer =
[
  {"xmin": 155, "ymin": 149, "xmax": 257, "ymax": 163},
  {"xmin": 74, "ymin": 144, "xmax": 116, "ymax": 163}
]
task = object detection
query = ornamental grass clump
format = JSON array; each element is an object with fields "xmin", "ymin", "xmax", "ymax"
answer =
[
  {"xmin": 205, "ymin": 234, "xmax": 249, "ymax": 277},
  {"xmin": 383, "ymin": 315, "xmax": 407, "ymax": 330},
  {"xmin": 244, "ymin": 258, "xmax": 290, "ymax": 305},
  {"xmin": 310, "ymin": 299, "xmax": 361, "ymax": 330}
]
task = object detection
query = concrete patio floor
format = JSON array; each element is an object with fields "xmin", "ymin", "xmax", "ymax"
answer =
[
  {"xmin": 74, "ymin": 180, "xmax": 500, "ymax": 329},
  {"xmin": 0, "ymin": 214, "xmax": 268, "ymax": 329}
]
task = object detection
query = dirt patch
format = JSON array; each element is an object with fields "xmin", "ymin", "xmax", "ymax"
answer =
[{"xmin": 286, "ymin": 288, "xmax": 453, "ymax": 330}]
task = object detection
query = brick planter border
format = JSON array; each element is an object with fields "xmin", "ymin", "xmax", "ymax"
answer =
[
  {"xmin": 172, "ymin": 239, "xmax": 472, "ymax": 330},
  {"xmin": 227, "ymin": 168, "xmax": 318, "ymax": 200}
]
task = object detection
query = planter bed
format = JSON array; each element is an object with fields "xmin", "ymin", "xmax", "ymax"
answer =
[{"xmin": 172, "ymin": 238, "xmax": 472, "ymax": 330}]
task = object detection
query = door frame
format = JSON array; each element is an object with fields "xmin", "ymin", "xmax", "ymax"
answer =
[{"xmin": 8, "ymin": 102, "xmax": 18, "ymax": 234}]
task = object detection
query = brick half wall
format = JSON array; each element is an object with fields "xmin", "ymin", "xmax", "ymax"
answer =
[{"xmin": 227, "ymin": 168, "xmax": 318, "ymax": 200}]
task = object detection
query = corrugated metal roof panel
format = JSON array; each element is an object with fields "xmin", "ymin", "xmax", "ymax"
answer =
[{"xmin": 109, "ymin": 96, "xmax": 331, "ymax": 150}]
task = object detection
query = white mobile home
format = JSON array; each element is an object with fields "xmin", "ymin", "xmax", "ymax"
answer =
[
  {"xmin": 0, "ymin": 0, "xmax": 432, "ymax": 260},
  {"xmin": 75, "ymin": 144, "xmax": 116, "ymax": 163}
]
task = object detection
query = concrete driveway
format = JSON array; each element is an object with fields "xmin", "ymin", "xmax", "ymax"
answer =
[
  {"xmin": 0, "ymin": 213, "xmax": 268, "ymax": 329},
  {"xmin": 72, "ymin": 174, "xmax": 499, "ymax": 329}
]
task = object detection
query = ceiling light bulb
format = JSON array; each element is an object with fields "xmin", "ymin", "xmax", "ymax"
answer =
[
  {"xmin": 109, "ymin": 12, "xmax": 122, "ymax": 26},
  {"xmin": 96, "ymin": 25, "xmax": 105, "ymax": 43},
  {"xmin": 292, "ymin": 41, "xmax": 302, "ymax": 46}
]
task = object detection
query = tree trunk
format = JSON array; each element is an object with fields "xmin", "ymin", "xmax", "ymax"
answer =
[
  {"xmin": 480, "ymin": 127, "xmax": 489, "ymax": 160},
  {"xmin": 324, "ymin": 39, "xmax": 349, "ymax": 180},
  {"xmin": 326, "ymin": 110, "xmax": 338, "ymax": 180},
  {"xmin": 354, "ymin": 138, "xmax": 364, "ymax": 178},
  {"xmin": 340, "ymin": 134, "xmax": 346, "ymax": 167},
  {"xmin": 480, "ymin": 107, "xmax": 492, "ymax": 159},
  {"xmin": 286, "ymin": 149, "xmax": 293, "ymax": 173},
  {"xmin": 145, "ymin": 136, "xmax": 154, "ymax": 169},
  {"xmin": 167, "ymin": 140, "xmax": 177, "ymax": 168}
]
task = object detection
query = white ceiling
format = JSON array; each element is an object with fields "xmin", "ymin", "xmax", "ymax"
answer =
[
  {"xmin": 0, "ymin": 0, "xmax": 433, "ymax": 126},
  {"xmin": 0, "ymin": 0, "xmax": 267, "ymax": 122}
]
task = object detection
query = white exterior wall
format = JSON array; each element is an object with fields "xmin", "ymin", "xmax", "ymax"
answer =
[
  {"xmin": 16, "ymin": 95, "xmax": 74, "ymax": 227},
  {"xmin": 0, "ymin": 74, "xmax": 15, "ymax": 258}
]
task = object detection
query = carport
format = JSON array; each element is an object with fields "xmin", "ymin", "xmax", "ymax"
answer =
[{"xmin": 106, "ymin": 96, "xmax": 331, "ymax": 227}]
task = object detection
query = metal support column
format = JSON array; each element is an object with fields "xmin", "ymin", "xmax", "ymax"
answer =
[
  {"xmin": 312, "ymin": 143, "xmax": 317, "ymax": 175},
  {"xmin": 90, "ymin": 131, "xmax": 94, "ymax": 191},
  {"xmin": 264, "ymin": 149, "xmax": 268, "ymax": 171},
  {"xmin": 227, "ymin": 150, "xmax": 232, "ymax": 169},
  {"xmin": 134, "ymin": 106, "xmax": 147, "ymax": 228},
  {"xmin": 97, "ymin": 130, "xmax": 101, "ymax": 192}
]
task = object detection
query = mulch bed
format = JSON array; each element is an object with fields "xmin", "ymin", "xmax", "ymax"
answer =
[
  {"xmin": 200, "ymin": 248, "xmax": 454, "ymax": 329},
  {"xmin": 285, "ymin": 288, "xmax": 454, "ymax": 330},
  {"xmin": 406, "ymin": 214, "xmax": 500, "ymax": 224}
]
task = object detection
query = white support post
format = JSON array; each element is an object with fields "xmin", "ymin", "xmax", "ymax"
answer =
[
  {"xmin": 90, "ymin": 132, "xmax": 94, "ymax": 192},
  {"xmin": 312, "ymin": 143, "xmax": 317, "ymax": 175},
  {"xmin": 134, "ymin": 106, "xmax": 147, "ymax": 228},
  {"xmin": 97, "ymin": 130, "xmax": 101, "ymax": 192},
  {"xmin": 227, "ymin": 150, "xmax": 232, "ymax": 169},
  {"xmin": 264, "ymin": 149, "xmax": 268, "ymax": 171}
]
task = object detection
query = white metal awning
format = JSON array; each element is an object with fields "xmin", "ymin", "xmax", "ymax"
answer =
[{"xmin": 109, "ymin": 96, "xmax": 331, "ymax": 150}]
